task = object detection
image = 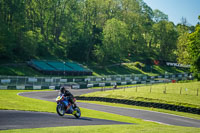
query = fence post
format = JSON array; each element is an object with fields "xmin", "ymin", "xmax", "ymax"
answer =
[
  {"xmin": 150, "ymin": 84, "xmax": 152, "ymax": 93},
  {"xmin": 180, "ymin": 87, "xmax": 182, "ymax": 95},
  {"xmin": 163, "ymin": 86, "xmax": 166, "ymax": 94},
  {"xmin": 40, "ymin": 77, "xmax": 43, "ymax": 86},
  {"xmin": 24, "ymin": 77, "xmax": 27, "ymax": 86},
  {"xmin": 16, "ymin": 76, "xmax": 18, "ymax": 86},
  {"xmin": 136, "ymin": 86, "xmax": 137, "ymax": 92}
]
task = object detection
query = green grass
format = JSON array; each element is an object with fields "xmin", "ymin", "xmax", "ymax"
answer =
[
  {"xmin": 90, "ymin": 63, "xmax": 188, "ymax": 76},
  {"xmin": 1, "ymin": 89, "xmax": 200, "ymax": 133},
  {"xmin": 0, "ymin": 65, "xmax": 42, "ymax": 76},
  {"xmin": 82, "ymin": 82, "xmax": 200, "ymax": 108},
  {"xmin": 0, "ymin": 90, "xmax": 55, "ymax": 112},
  {"xmin": 1, "ymin": 124, "xmax": 200, "ymax": 133}
]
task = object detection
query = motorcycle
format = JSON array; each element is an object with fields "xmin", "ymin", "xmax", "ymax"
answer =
[{"xmin": 56, "ymin": 95, "xmax": 81, "ymax": 118}]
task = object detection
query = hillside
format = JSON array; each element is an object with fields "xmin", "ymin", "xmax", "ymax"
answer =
[{"xmin": 0, "ymin": 61, "xmax": 188, "ymax": 77}]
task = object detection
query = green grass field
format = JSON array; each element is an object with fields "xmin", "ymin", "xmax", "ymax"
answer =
[
  {"xmin": 0, "ymin": 83, "xmax": 200, "ymax": 133},
  {"xmin": 83, "ymin": 82, "xmax": 200, "ymax": 108}
]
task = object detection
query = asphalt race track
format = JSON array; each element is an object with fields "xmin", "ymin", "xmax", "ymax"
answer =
[
  {"xmin": 18, "ymin": 88, "xmax": 109, "ymax": 102},
  {"xmin": 19, "ymin": 90, "xmax": 200, "ymax": 128},
  {"xmin": 0, "ymin": 110, "xmax": 131, "ymax": 130}
]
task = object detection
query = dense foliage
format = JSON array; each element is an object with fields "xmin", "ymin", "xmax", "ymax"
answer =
[
  {"xmin": 176, "ymin": 17, "xmax": 200, "ymax": 79},
  {"xmin": 187, "ymin": 25, "xmax": 200, "ymax": 78},
  {"xmin": 0, "ymin": 0, "xmax": 199, "ymax": 72}
]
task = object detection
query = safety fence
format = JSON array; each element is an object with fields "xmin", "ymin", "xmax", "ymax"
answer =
[{"xmin": 0, "ymin": 73, "xmax": 192, "ymax": 90}]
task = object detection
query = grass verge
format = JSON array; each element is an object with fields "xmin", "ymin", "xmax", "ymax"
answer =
[
  {"xmin": 82, "ymin": 82, "xmax": 200, "ymax": 109},
  {"xmin": 1, "ymin": 124, "xmax": 200, "ymax": 133}
]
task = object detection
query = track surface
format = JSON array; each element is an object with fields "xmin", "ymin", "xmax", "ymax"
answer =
[
  {"xmin": 19, "ymin": 90, "xmax": 200, "ymax": 128},
  {"xmin": 0, "ymin": 110, "xmax": 130, "ymax": 130}
]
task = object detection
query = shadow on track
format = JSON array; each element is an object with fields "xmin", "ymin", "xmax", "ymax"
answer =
[{"xmin": 0, "ymin": 110, "xmax": 132, "ymax": 130}]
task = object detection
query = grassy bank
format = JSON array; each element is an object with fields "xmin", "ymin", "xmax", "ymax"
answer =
[
  {"xmin": 0, "ymin": 61, "xmax": 188, "ymax": 77},
  {"xmin": 89, "ymin": 63, "xmax": 188, "ymax": 76},
  {"xmin": 0, "ymin": 64, "xmax": 42, "ymax": 76},
  {"xmin": 82, "ymin": 82, "xmax": 200, "ymax": 109}
]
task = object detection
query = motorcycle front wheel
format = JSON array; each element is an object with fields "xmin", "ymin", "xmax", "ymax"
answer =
[{"xmin": 56, "ymin": 104, "xmax": 65, "ymax": 116}]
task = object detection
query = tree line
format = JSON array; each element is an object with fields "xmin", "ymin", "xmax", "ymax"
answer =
[{"xmin": 0, "ymin": 0, "xmax": 199, "ymax": 75}]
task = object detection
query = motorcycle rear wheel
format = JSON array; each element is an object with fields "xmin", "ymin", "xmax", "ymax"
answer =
[{"xmin": 74, "ymin": 107, "xmax": 81, "ymax": 118}]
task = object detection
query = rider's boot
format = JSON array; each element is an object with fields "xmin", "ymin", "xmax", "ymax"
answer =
[
  {"xmin": 72, "ymin": 110, "xmax": 77, "ymax": 115},
  {"xmin": 72, "ymin": 104, "xmax": 77, "ymax": 114}
]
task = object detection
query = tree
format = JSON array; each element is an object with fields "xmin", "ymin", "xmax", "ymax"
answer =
[
  {"xmin": 153, "ymin": 21, "xmax": 178, "ymax": 60},
  {"xmin": 139, "ymin": 1, "xmax": 154, "ymax": 54},
  {"xmin": 176, "ymin": 23, "xmax": 191, "ymax": 64},
  {"xmin": 177, "ymin": 32, "xmax": 190, "ymax": 64},
  {"xmin": 153, "ymin": 9, "xmax": 168, "ymax": 22},
  {"xmin": 0, "ymin": 0, "xmax": 184, "ymax": 65},
  {"xmin": 118, "ymin": 0, "xmax": 151, "ymax": 56},
  {"xmin": 187, "ymin": 24, "xmax": 200, "ymax": 79},
  {"xmin": 0, "ymin": 0, "xmax": 30, "ymax": 60},
  {"xmin": 95, "ymin": 18, "xmax": 130, "ymax": 64}
]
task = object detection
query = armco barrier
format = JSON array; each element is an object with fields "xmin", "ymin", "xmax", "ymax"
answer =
[
  {"xmin": 0, "ymin": 85, "xmax": 60, "ymax": 90},
  {"xmin": 0, "ymin": 73, "xmax": 193, "ymax": 90},
  {"xmin": 0, "ymin": 73, "xmax": 191, "ymax": 86},
  {"xmin": 76, "ymin": 96, "xmax": 200, "ymax": 115},
  {"xmin": 0, "ymin": 78, "xmax": 186, "ymax": 90}
]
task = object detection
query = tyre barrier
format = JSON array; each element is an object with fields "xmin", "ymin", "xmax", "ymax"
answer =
[{"xmin": 75, "ymin": 96, "xmax": 200, "ymax": 115}]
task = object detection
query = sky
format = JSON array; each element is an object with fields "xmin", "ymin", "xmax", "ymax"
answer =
[{"xmin": 143, "ymin": 0, "xmax": 200, "ymax": 26}]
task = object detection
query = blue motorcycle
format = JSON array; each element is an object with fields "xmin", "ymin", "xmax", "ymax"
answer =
[{"xmin": 56, "ymin": 95, "xmax": 81, "ymax": 118}]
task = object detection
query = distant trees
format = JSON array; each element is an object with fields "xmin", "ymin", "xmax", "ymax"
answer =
[
  {"xmin": 0, "ymin": 0, "xmax": 199, "ymax": 74},
  {"xmin": 94, "ymin": 18, "xmax": 130, "ymax": 64},
  {"xmin": 176, "ymin": 16, "xmax": 200, "ymax": 79},
  {"xmin": 176, "ymin": 24, "xmax": 190, "ymax": 64},
  {"xmin": 153, "ymin": 21, "xmax": 178, "ymax": 60},
  {"xmin": 153, "ymin": 9, "xmax": 168, "ymax": 22},
  {"xmin": 187, "ymin": 24, "xmax": 200, "ymax": 79}
]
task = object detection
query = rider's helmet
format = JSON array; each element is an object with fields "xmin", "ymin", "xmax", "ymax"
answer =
[{"xmin": 60, "ymin": 86, "xmax": 66, "ymax": 94}]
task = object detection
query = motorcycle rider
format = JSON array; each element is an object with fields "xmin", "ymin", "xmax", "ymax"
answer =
[{"xmin": 60, "ymin": 86, "xmax": 76, "ymax": 114}]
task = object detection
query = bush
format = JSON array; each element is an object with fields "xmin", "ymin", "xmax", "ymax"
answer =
[
  {"xmin": 193, "ymin": 73, "xmax": 200, "ymax": 81},
  {"xmin": 133, "ymin": 62, "xmax": 145, "ymax": 69}
]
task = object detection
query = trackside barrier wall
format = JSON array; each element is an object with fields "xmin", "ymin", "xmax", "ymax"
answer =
[{"xmin": 0, "ymin": 73, "xmax": 193, "ymax": 90}]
